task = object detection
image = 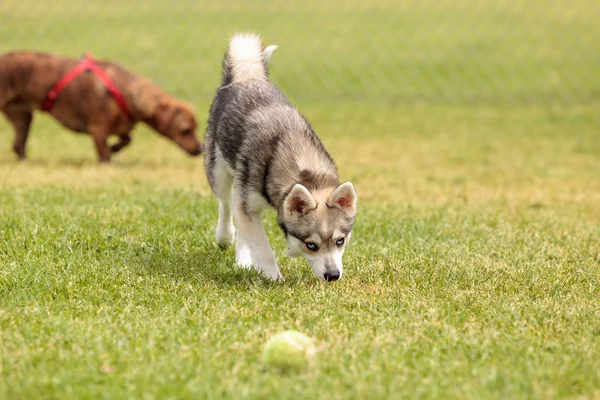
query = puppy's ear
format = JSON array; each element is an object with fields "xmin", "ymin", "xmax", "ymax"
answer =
[
  {"xmin": 284, "ymin": 184, "xmax": 317, "ymax": 219},
  {"xmin": 327, "ymin": 182, "xmax": 357, "ymax": 216}
]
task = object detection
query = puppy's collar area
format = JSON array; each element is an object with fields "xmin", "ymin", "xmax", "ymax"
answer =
[{"xmin": 42, "ymin": 53, "xmax": 133, "ymax": 120}]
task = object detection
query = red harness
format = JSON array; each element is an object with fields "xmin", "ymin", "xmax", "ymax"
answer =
[{"xmin": 42, "ymin": 54, "xmax": 133, "ymax": 120}]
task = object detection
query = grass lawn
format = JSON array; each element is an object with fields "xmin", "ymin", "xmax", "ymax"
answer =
[
  {"xmin": 1, "ymin": 1, "xmax": 600, "ymax": 399},
  {"xmin": 1, "ymin": 103, "xmax": 599, "ymax": 399}
]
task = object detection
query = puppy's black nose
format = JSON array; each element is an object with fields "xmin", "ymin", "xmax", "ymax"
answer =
[{"xmin": 324, "ymin": 270, "xmax": 340, "ymax": 282}]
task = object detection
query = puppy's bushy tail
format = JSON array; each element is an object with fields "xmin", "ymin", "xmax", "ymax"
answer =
[{"xmin": 222, "ymin": 33, "xmax": 277, "ymax": 86}]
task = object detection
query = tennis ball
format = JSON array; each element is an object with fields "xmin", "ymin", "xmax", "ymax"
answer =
[{"xmin": 262, "ymin": 330, "xmax": 316, "ymax": 372}]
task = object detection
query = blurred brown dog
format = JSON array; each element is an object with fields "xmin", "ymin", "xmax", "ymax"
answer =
[{"xmin": 0, "ymin": 51, "xmax": 203, "ymax": 162}]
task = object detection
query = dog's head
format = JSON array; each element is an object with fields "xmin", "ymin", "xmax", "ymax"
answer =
[
  {"xmin": 278, "ymin": 182, "xmax": 357, "ymax": 281},
  {"xmin": 150, "ymin": 99, "xmax": 203, "ymax": 156}
]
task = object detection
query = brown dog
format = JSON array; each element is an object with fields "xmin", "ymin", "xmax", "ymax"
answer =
[{"xmin": 0, "ymin": 51, "xmax": 203, "ymax": 162}]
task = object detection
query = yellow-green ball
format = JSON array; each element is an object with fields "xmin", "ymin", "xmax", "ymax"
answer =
[{"xmin": 262, "ymin": 331, "xmax": 316, "ymax": 372}]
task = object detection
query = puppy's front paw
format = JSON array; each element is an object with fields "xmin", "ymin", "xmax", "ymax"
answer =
[
  {"xmin": 256, "ymin": 264, "xmax": 283, "ymax": 281},
  {"xmin": 216, "ymin": 223, "xmax": 235, "ymax": 248},
  {"xmin": 235, "ymin": 248, "xmax": 253, "ymax": 268}
]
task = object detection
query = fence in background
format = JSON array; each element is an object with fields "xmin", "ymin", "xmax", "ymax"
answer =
[{"xmin": 1, "ymin": 0, "xmax": 599, "ymax": 106}]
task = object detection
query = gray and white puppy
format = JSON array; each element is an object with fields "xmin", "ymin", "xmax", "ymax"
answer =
[{"xmin": 204, "ymin": 33, "xmax": 357, "ymax": 281}]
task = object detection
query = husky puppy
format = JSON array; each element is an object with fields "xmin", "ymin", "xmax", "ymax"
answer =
[{"xmin": 204, "ymin": 33, "xmax": 357, "ymax": 281}]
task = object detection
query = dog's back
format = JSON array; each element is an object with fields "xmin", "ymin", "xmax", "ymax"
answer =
[{"xmin": 205, "ymin": 34, "xmax": 338, "ymax": 212}]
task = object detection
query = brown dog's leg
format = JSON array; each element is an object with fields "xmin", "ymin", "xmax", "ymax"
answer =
[
  {"xmin": 89, "ymin": 126, "xmax": 112, "ymax": 163},
  {"xmin": 110, "ymin": 133, "xmax": 132, "ymax": 154},
  {"xmin": 3, "ymin": 109, "xmax": 33, "ymax": 160}
]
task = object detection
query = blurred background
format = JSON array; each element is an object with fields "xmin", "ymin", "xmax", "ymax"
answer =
[{"xmin": 2, "ymin": 0, "xmax": 598, "ymax": 108}]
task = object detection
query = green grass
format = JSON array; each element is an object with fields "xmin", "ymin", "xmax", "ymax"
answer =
[
  {"xmin": 1, "ymin": 0, "xmax": 599, "ymax": 103},
  {"xmin": 1, "ymin": 1, "xmax": 600, "ymax": 399},
  {"xmin": 1, "ymin": 103, "xmax": 599, "ymax": 399}
]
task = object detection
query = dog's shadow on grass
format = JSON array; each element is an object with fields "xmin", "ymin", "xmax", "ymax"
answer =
[
  {"xmin": 0, "ymin": 156, "xmax": 95, "ymax": 167},
  {"xmin": 0, "ymin": 157, "xmax": 195, "ymax": 169},
  {"xmin": 132, "ymin": 241, "xmax": 296, "ymax": 289},
  {"xmin": 0, "ymin": 158, "xmax": 47, "ymax": 166}
]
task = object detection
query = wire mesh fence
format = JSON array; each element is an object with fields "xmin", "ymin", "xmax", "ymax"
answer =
[{"xmin": 1, "ymin": 0, "xmax": 599, "ymax": 106}]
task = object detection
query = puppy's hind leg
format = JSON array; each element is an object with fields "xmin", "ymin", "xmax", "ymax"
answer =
[
  {"xmin": 211, "ymin": 154, "xmax": 235, "ymax": 248},
  {"xmin": 3, "ymin": 109, "xmax": 33, "ymax": 160}
]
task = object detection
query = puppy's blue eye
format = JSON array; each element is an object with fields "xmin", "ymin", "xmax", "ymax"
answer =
[
  {"xmin": 306, "ymin": 242, "xmax": 319, "ymax": 251},
  {"xmin": 336, "ymin": 238, "xmax": 345, "ymax": 246}
]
